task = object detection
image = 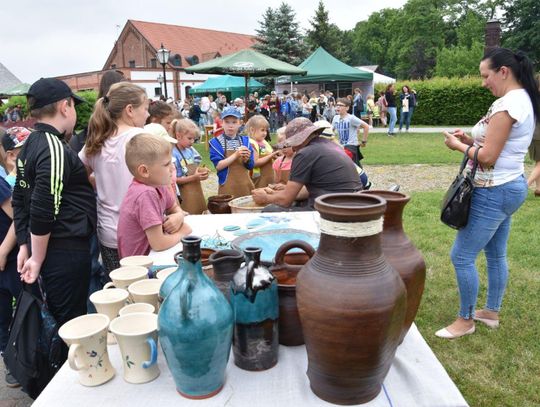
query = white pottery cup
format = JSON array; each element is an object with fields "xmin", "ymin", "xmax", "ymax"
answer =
[
  {"xmin": 104, "ymin": 266, "xmax": 148, "ymax": 290},
  {"xmin": 156, "ymin": 266, "xmax": 177, "ymax": 281},
  {"xmin": 58, "ymin": 314, "xmax": 115, "ymax": 386},
  {"xmin": 119, "ymin": 255, "xmax": 154, "ymax": 269},
  {"xmin": 109, "ymin": 313, "xmax": 160, "ymax": 384},
  {"xmin": 119, "ymin": 302, "xmax": 155, "ymax": 316},
  {"xmin": 89, "ymin": 288, "xmax": 129, "ymax": 344},
  {"xmin": 128, "ymin": 279, "xmax": 163, "ymax": 312}
]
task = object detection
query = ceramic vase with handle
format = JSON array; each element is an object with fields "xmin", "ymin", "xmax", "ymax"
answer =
[
  {"xmin": 208, "ymin": 249, "xmax": 244, "ymax": 301},
  {"xmin": 231, "ymin": 247, "xmax": 279, "ymax": 371},
  {"xmin": 361, "ymin": 190, "xmax": 426, "ymax": 343},
  {"xmin": 158, "ymin": 236, "xmax": 233, "ymax": 399},
  {"xmin": 296, "ymin": 193, "xmax": 406, "ymax": 405}
]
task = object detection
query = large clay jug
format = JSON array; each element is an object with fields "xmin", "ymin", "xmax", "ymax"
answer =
[
  {"xmin": 361, "ymin": 190, "xmax": 426, "ymax": 343},
  {"xmin": 231, "ymin": 247, "xmax": 279, "ymax": 371},
  {"xmin": 208, "ymin": 249, "xmax": 244, "ymax": 301},
  {"xmin": 207, "ymin": 194, "xmax": 234, "ymax": 214},
  {"xmin": 158, "ymin": 236, "xmax": 233, "ymax": 399},
  {"xmin": 270, "ymin": 240, "xmax": 315, "ymax": 346},
  {"xmin": 296, "ymin": 193, "xmax": 406, "ymax": 405}
]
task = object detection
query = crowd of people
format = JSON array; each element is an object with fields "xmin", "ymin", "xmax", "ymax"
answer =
[{"xmin": 0, "ymin": 47, "xmax": 538, "ymax": 397}]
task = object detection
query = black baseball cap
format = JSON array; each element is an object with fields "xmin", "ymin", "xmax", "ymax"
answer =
[{"xmin": 27, "ymin": 78, "xmax": 86, "ymax": 110}]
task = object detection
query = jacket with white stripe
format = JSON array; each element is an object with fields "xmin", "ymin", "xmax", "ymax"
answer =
[{"xmin": 12, "ymin": 123, "xmax": 97, "ymax": 246}]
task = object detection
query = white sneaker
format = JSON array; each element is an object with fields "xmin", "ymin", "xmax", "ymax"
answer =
[{"xmin": 369, "ymin": 125, "xmax": 373, "ymax": 129}]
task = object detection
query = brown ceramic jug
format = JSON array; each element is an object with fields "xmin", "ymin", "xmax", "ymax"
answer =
[
  {"xmin": 361, "ymin": 190, "xmax": 426, "ymax": 343},
  {"xmin": 296, "ymin": 193, "xmax": 406, "ymax": 405},
  {"xmin": 270, "ymin": 240, "xmax": 315, "ymax": 346},
  {"xmin": 208, "ymin": 249, "xmax": 244, "ymax": 301},
  {"xmin": 207, "ymin": 194, "xmax": 234, "ymax": 214}
]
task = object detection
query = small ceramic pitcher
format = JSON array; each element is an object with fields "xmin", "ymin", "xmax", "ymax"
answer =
[
  {"xmin": 128, "ymin": 279, "xmax": 163, "ymax": 312},
  {"xmin": 119, "ymin": 303, "xmax": 155, "ymax": 316},
  {"xmin": 104, "ymin": 266, "xmax": 148, "ymax": 290},
  {"xmin": 58, "ymin": 314, "xmax": 115, "ymax": 386},
  {"xmin": 89, "ymin": 288, "xmax": 129, "ymax": 344},
  {"xmin": 109, "ymin": 313, "xmax": 160, "ymax": 384},
  {"xmin": 119, "ymin": 255, "xmax": 154, "ymax": 269}
]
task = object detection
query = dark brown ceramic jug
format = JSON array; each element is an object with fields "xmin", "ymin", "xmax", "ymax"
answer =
[
  {"xmin": 296, "ymin": 193, "xmax": 406, "ymax": 405},
  {"xmin": 207, "ymin": 194, "xmax": 234, "ymax": 214},
  {"xmin": 361, "ymin": 190, "xmax": 426, "ymax": 343},
  {"xmin": 208, "ymin": 249, "xmax": 244, "ymax": 301},
  {"xmin": 270, "ymin": 240, "xmax": 315, "ymax": 346}
]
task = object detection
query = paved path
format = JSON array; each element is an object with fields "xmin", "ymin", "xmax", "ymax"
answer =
[
  {"xmin": 369, "ymin": 126, "xmax": 473, "ymax": 134},
  {"xmin": 0, "ymin": 359, "xmax": 32, "ymax": 407}
]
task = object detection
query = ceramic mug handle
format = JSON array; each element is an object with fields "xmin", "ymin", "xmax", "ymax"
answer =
[
  {"xmin": 67, "ymin": 343, "xmax": 87, "ymax": 371},
  {"xmin": 103, "ymin": 282, "xmax": 116, "ymax": 289},
  {"xmin": 142, "ymin": 337, "xmax": 158, "ymax": 369}
]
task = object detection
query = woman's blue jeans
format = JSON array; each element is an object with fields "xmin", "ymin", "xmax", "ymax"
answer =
[
  {"xmin": 388, "ymin": 107, "xmax": 397, "ymax": 133},
  {"xmin": 399, "ymin": 109, "xmax": 410, "ymax": 130},
  {"xmin": 450, "ymin": 175, "xmax": 528, "ymax": 319}
]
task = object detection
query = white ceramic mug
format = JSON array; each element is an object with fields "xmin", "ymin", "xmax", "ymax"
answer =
[
  {"xmin": 89, "ymin": 288, "xmax": 129, "ymax": 344},
  {"xmin": 156, "ymin": 266, "xmax": 177, "ymax": 281},
  {"xmin": 128, "ymin": 279, "xmax": 163, "ymax": 312},
  {"xmin": 119, "ymin": 302, "xmax": 155, "ymax": 316},
  {"xmin": 109, "ymin": 313, "xmax": 159, "ymax": 384},
  {"xmin": 119, "ymin": 255, "xmax": 154, "ymax": 269},
  {"xmin": 104, "ymin": 266, "xmax": 148, "ymax": 290},
  {"xmin": 58, "ymin": 314, "xmax": 115, "ymax": 386}
]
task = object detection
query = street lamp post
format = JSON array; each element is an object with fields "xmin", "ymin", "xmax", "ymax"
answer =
[
  {"xmin": 156, "ymin": 43, "xmax": 171, "ymax": 99},
  {"xmin": 157, "ymin": 74, "xmax": 164, "ymax": 97}
]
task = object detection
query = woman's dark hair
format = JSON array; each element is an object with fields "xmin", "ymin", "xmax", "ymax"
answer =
[
  {"xmin": 98, "ymin": 70, "xmax": 125, "ymax": 99},
  {"xmin": 147, "ymin": 100, "xmax": 173, "ymax": 124},
  {"xmin": 482, "ymin": 48, "xmax": 540, "ymax": 118},
  {"xmin": 402, "ymin": 85, "xmax": 410, "ymax": 93}
]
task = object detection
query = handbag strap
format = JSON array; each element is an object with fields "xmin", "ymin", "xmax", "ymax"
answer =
[{"xmin": 461, "ymin": 145, "xmax": 482, "ymax": 178}]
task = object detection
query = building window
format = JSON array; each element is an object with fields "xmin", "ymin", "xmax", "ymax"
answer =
[
  {"xmin": 129, "ymin": 60, "xmax": 136, "ymax": 68},
  {"xmin": 171, "ymin": 54, "xmax": 182, "ymax": 67},
  {"xmin": 111, "ymin": 64, "xmax": 117, "ymax": 69},
  {"xmin": 150, "ymin": 58, "xmax": 157, "ymax": 68},
  {"xmin": 185, "ymin": 55, "xmax": 199, "ymax": 66},
  {"xmin": 155, "ymin": 87, "xmax": 162, "ymax": 97}
]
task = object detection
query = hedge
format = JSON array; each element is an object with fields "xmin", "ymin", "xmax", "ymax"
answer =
[
  {"xmin": 375, "ymin": 77, "xmax": 496, "ymax": 126},
  {"xmin": 1, "ymin": 90, "xmax": 97, "ymax": 131}
]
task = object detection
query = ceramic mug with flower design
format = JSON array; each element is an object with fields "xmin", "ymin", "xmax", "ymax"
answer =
[
  {"xmin": 109, "ymin": 312, "xmax": 160, "ymax": 384},
  {"xmin": 58, "ymin": 313, "xmax": 115, "ymax": 386}
]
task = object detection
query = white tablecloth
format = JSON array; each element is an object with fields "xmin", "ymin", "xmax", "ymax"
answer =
[{"xmin": 34, "ymin": 212, "xmax": 468, "ymax": 407}]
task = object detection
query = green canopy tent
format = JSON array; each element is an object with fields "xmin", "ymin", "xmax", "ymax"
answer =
[
  {"xmin": 0, "ymin": 82, "xmax": 31, "ymax": 97},
  {"xmin": 184, "ymin": 49, "xmax": 306, "ymax": 100},
  {"xmin": 188, "ymin": 75, "xmax": 265, "ymax": 100}
]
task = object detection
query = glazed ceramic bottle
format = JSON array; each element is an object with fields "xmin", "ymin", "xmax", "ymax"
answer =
[
  {"xmin": 361, "ymin": 190, "xmax": 426, "ymax": 343},
  {"xmin": 231, "ymin": 247, "xmax": 279, "ymax": 371},
  {"xmin": 208, "ymin": 249, "xmax": 244, "ymax": 301},
  {"xmin": 158, "ymin": 236, "xmax": 233, "ymax": 399},
  {"xmin": 296, "ymin": 193, "xmax": 406, "ymax": 405},
  {"xmin": 158, "ymin": 252, "xmax": 183, "ymax": 302}
]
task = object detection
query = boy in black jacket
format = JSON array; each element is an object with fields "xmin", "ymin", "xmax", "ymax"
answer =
[{"xmin": 12, "ymin": 78, "xmax": 97, "ymax": 333}]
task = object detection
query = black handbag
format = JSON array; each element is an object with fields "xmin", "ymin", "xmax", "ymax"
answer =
[
  {"xmin": 440, "ymin": 146, "xmax": 482, "ymax": 229},
  {"xmin": 3, "ymin": 278, "xmax": 63, "ymax": 399}
]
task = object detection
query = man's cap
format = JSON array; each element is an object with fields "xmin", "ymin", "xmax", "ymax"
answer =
[
  {"xmin": 277, "ymin": 117, "xmax": 325, "ymax": 149},
  {"xmin": 27, "ymin": 78, "xmax": 86, "ymax": 110},
  {"xmin": 2, "ymin": 127, "xmax": 31, "ymax": 151},
  {"xmin": 143, "ymin": 123, "xmax": 177, "ymax": 144},
  {"xmin": 221, "ymin": 106, "xmax": 242, "ymax": 119}
]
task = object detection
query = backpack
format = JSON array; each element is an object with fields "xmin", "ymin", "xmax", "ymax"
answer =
[{"xmin": 3, "ymin": 282, "xmax": 63, "ymax": 399}]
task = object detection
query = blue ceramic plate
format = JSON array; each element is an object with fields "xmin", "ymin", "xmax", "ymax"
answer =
[{"xmin": 231, "ymin": 229, "xmax": 319, "ymax": 264}]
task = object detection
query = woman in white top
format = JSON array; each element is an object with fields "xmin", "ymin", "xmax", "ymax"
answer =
[
  {"xmin": 79, "ymin": 82, "xmax": 149, "ymax": 274},
  {"xmin": 437, "ymin": 48, "xmax": 539, "ymax": 339}
]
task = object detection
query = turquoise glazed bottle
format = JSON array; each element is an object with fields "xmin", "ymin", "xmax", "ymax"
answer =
[
  {"xmin": 158, "ymin": 252, "xmax": 183, "ymax": 302},
  {"xmin": 231, "ymin": 247, "xmax": 279, "ymax": 371},
  {"xmin": 158, "ymin": 236, "xmax": 233, "ymax": 399}
]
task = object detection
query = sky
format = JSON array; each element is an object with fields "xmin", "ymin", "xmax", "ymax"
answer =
[{"xmin": 1, "ymin": 0, "xmax": 407, "ymax": 84}]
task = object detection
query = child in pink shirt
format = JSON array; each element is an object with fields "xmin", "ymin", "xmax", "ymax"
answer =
[{"xmin": 117, "ymin": 133, "xmax": 191, "ymax": 258}]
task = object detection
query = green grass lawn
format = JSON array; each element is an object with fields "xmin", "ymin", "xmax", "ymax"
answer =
[{"xmin": 406, "ymin": 191, "xmax": 540, "ymax": 407}]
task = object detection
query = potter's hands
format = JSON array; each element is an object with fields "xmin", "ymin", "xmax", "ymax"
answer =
[
  {"xmin": 195, "ymin": 166, "xmax": 209, "ymax": 181},
  {"xmin": 252, "ymin": 188, "xmax": 269, "ymax": 205},
  {"xmin": 238, "ymin": 146, "xmax": 251, "ymax": 162},
  {"xmin": 443, "ymin": 131, "xmax": 463, "ymax": 151},
  {"xmin": 19, "ymin": 256, "xmax": 42, "ymax": 284},
  {"xmin": 163, "ymin": 212, "xmax": 185, "ymax": 234},
  {"xmin": 268, "ymin": 183, "xmax": 286, "ymax": 191}
]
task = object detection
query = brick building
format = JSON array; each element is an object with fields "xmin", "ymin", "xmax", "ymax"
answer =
[{"xmin": 58, "ymin": 19, "xmax": 256, "ymax": 100}]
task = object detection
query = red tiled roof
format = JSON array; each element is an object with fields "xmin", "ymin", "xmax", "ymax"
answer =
[{"xmin": 130, "ymin": 20, "xmax": 257, "ymax": 64}]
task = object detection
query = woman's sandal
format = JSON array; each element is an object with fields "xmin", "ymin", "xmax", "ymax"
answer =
[
  {"xmin": 435, "ymin": 325, "xmax": 475, "ymax": 339},
  {"xmin": 473, "ymin": 314, "xmax": 500, "ymax": 329},
  {"xmin": 534, "ymin": 190, "xmax": 540, "ymax": 197}
]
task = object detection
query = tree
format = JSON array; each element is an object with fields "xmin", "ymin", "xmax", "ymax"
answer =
[
  {"xmin": 434, "ymin": 41, "xmax": 484, "ymax": 77},
  {"xmin": 305, "ymin": 1, "xmax": 350, "ymax": 63},
  {"xmin": 253, "ymin": 3, "xmax": 308, "ymax": 65},
  {"xmin": 502, "ymin": 0, "xmax": 540, "ymax": 63}
]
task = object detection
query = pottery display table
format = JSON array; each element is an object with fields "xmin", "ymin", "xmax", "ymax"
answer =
[{"xmin": 33, "ymin": 212, "xmax": 468, "ymax": 407}]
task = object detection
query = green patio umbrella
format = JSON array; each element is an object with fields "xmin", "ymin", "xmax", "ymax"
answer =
[
  {"xmin": 184, "ymin": 49, "xmax": 306, "ymax": 100},
  {"xmin": 0, "ymin": 82, "xmax": 31, "ymax": 97}
]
